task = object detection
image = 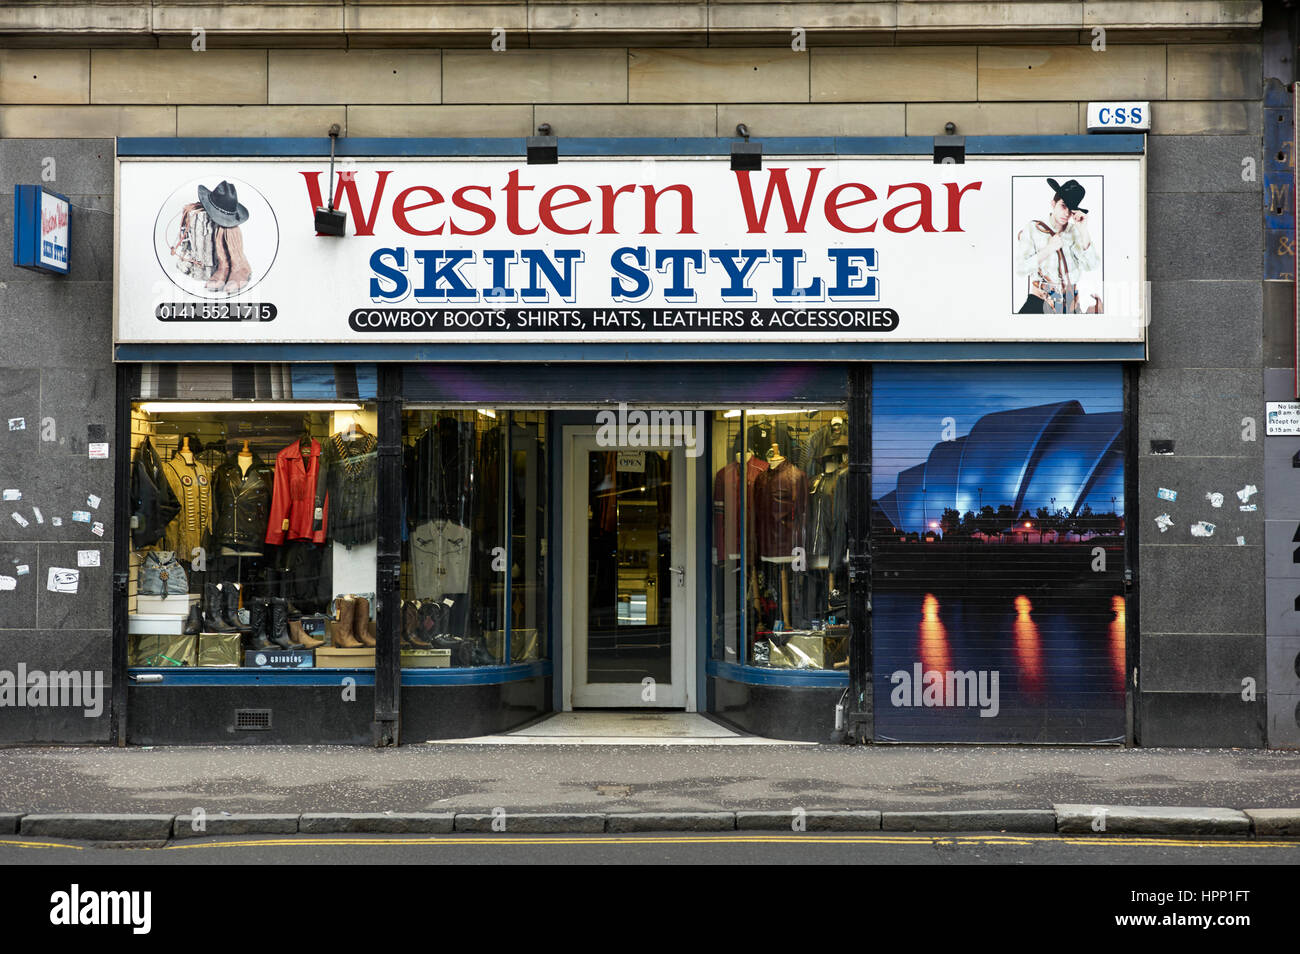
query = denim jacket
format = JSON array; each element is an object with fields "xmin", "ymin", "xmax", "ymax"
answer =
[{"xmin": 139, "ymin": 550, "xmax": 187, "ymax": 598}]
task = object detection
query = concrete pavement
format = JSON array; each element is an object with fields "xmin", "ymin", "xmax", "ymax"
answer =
[{"xmin": 0, "ymin": 742, "xmax": 1297, "ymax": 839}]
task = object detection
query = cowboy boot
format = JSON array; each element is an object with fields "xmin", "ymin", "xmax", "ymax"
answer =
[
  {"xmin": 205, "ymin": 226, "xmax": 230, "ymax": 290},
  {"xmin": 222, "ymin": 225, "xmax": 253, "ymax": 293},
  {"xmin": 288, "ymin": 617, "xmax": 324, "ymax": 650},
  {"xmin": 268, "ymin": 597, "xmax": 303, "ymax": 651},
  {"xmin": 182, "ymin": 600, "xmax": 203, "ymax": 637},
  {"xmin": 221, "ymin": 581, "xmax": 250, "ymax": 632},
  {"xmin": 418, "ymin": 599, "xmax": 444, "ymax": 642},
  {"xmin": 247, "ymin": 599, "xmax": 273, "ymax": 651},
  {"xmin": 202, "ymin": 583, "xmax": 237, "ymax": 633},
  {"xmin": 402, "ymin": 600, "xmax": 431, "ymax": 649},
  {"xmin": 332, "ymin": 596, "xmax": 362, "ymax": 648},
  {"xmin": 353, "ymin": 595, "xmax": 377, "ymax": 648}
]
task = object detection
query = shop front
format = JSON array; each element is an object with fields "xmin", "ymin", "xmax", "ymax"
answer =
[{"xmin": 113, "ymin": 136, "xmax": 1144, "ymax": 745}]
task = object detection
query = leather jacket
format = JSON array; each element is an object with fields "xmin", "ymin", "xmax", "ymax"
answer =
[
  {"xmin": 318, "ymin": 431, "xmax": 379, "ymax": 547},
  {"xmin": 130, "ymin": 437, "xmax": 181, "ymax": 549},
  {"xmin": 212, "ymin": 453, "xmax": 272, "ymax": 553}
]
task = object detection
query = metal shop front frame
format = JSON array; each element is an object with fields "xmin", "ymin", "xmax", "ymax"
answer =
[{"xmin": 110, "ymin": 135, "xmax": 1146, "ymax": 746}]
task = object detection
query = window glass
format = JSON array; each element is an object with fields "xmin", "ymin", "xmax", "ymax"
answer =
[
  {"xmin": 127, "ymin": 401, "xmax": 378, "ymax": 670},
  {"xmin": 401, "ymin": 409, "xmax": 548, "ymax": 667},
  {"xmin": 508, "ymin": 411, "xmax": 549, "ymax": 663},
  {"xmin": 709, "ymin": 408, "xmax": 849, "ymax": 671}
]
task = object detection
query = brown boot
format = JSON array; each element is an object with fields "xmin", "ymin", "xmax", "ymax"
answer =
[
  {"xmin": 289, "ymin": 617, "xmax": 324, "ymax": 650},
  {"xmin": 205, "ymin": 226, "xmax": 230, "ymax": 290},
  {"xmin": 353, "ymin": 595, "xmax": 377, "ymax": 648},
  {"xmin": 403, "ymin": 600, "xmax": 431, "ymax": 649},
  {"xmin": 332, "ymin": 596, "xmax": 362, "ymax": 648},
  {"xmin": 222, "ymin": 225, "xmax": 252, "ymax": 292}
]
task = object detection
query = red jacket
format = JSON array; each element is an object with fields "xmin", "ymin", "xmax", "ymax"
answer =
[{"xmin": 266, "ymin": 438, "xmax": 328, "ymax": 545}]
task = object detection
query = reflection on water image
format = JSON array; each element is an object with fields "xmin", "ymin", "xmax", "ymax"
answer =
[{"xmin": 873, "ymin": 588, "xmax": 1126, "ymax": 743}]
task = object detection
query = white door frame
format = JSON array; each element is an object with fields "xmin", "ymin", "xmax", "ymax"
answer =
[{"xmin": 562, "ymin": 425, "xmax": 696, "ymax": 711}]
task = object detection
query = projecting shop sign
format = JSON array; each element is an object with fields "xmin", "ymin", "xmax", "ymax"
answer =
[
  {"xmin": 13, "ymin": 185, "xmax": 70, "ymax": 275},
  {"xmin": 115, "ymin": 156, "xmax": 1145, "ymax": 345}
]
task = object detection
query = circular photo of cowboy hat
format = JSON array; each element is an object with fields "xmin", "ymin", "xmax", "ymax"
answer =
[{"xmin": 152, "ymin": 175, "xmax": 279, "ymax": 300}]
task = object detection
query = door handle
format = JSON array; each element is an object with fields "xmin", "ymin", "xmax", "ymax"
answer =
[{"xmin": 670, "ymin": 565, "xmax": 686, "ymax": 587}]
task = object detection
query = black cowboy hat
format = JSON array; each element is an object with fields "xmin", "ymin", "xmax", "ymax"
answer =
[
  {"xmin": 197, "ymin": 180, "xmax": 250, "ymax": 228},
  {"xmin": 1046, "ymin": 178, "xmax": 1088, "ymax": 214}
]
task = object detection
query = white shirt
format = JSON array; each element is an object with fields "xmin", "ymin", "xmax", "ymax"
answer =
[{"xmin": 1015, "ymin": 219, "xmax": 1099, "ymax": 286}]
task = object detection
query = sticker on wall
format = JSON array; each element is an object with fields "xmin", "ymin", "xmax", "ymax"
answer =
[
  {"xmin": 91, "ymin": 521, "xmax": 104, "ymax": 537},
  {"xmin": 87, "ymin": 494, "xmax": 100, "ymax": 510},
  {"xmin": 10, "ymin": 512, "xmax": 28, "ymax": 528},
  {"xmin": 1206, "ymin": 492, "xmax": 1223, "ymax": 508},
  {"xmin": 76, "ymin": 550, "xmax": 100, "ymax": 568},
  {"xmin": 1237, "ymin": 536, "xmax": 1247, "ymax": 545},
  {"xmin": 1157, "ymin": 488, "xmax": 1178, "ymax": 502},
  {"xmin": 71, "ymin": 511, "xmax": 90, "ymax": 523},
  {"xmin": 88, "ymin": 443, "xmax": 109, "ymax": 460},
  {"xmin": 2, "ymin": 490, "xmax": 20, "ymax": 501},
  {"xmin": 1155, "ymin": 513, "xmax": 1174, "ymax": 532},
  {"xmin": 51, "ymin": 517, "xmax": 61, "ymax": 527},
  {"xmin": 46, "ymin": 567, "xmax": 78, "ymax": 594},
  {"xmin": 15, "ymin": 564, "xmax": 29, "ymax": 575},
  {"xmin": 1240, "ymin": 503, "xmax": 1258, "ymax": 512},
  {"xmin": 7, "ymin": 418, "xmax": 24, "ymax": 431},
  {"xmin": 0, "ymin": 576, "xmax": 15, "ymax": 591},
  {"xmin": 31, "ymin": 507, "xmax": 42, "ymax": 524},
  {"xmin": 1190, "ymin": 521, "xmax": 1216, "ymax": 538},
  {"xmin": 1237, "ymin": 484, "xmax": 1258, "ymax": 503}
]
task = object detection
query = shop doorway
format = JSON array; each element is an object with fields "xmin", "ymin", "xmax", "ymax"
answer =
[{"xmin": 562, "ymin": 426, "xmax": 695, "ymax": 710}]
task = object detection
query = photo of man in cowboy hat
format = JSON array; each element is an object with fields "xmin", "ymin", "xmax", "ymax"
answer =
[{"xmin": 1013, "ymin": 177, "xmax": 1102, "ymax": 315}]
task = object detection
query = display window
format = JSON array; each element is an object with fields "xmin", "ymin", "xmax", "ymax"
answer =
[
  {"xmin": 400, "ymin": 409, "xmax": 549, "ymax": 668},
  {"xmin": 128, "ymin": 399, "xmax": 380, "ymax": 670},
  {"xmin": 710, "ymin": 408, "xmax": 850, "ymax": 672}
]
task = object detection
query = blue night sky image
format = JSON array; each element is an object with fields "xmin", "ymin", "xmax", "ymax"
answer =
[{"xmin": 872, "ymin": 364, "xmax": 1124, "ymax": 532}]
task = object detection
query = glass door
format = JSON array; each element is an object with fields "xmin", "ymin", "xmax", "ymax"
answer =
[{"xmin": 567, "ymin": 432, "xmax": 689, "ymax": 708}]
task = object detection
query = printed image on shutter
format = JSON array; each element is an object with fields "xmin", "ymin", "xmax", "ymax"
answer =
[{"xmin": 871, "ymin": 364, "xmax": 1126, "ymax": 743}]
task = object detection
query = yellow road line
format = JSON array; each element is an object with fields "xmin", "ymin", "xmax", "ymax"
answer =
[
  {"xmin": 2, "ymin": 833, "xmax": 1295, "ymax": 852},
  {"xmin": 0, "ymin": 839, "xmax": 85, "ymax": 850},
  {"xmin": 158, "ymin": 834, "xmax": 1300, "ymax": 851}
]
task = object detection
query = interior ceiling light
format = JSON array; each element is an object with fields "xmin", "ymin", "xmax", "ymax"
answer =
[{"xmin": 138, "ymin": 402, "xmax": 363, "ymax": 414}]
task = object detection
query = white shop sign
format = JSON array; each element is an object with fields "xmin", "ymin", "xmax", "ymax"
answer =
[
  {"xmin": 1266, "ymin": 401, "xmax": 1300, "ymax": 435},
  {"xmin": 115, "ymin": 155, "xmax": 1145, "ymax": 345},
  {"xmin": 1086, "ymin": 102, "xmax": 1151, "ymax": 132}
]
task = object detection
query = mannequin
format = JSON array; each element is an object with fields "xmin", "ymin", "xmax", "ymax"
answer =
[
  {"xmin": 214, "ymin": 439, "xmax": 270, "ymax": 554},
  {"xmin": 754, "ymin": 439, "xmax": 807, "ymax": 627},
  {"xmin": 319, "ymin": 414, "xmax": 379, "ymax": 547},
  {"xmin": 160, "ymin": 434, "xmax": 213, "ymax": 577},
  {"xmin": 807, "ymin": 443, "xmax": 846, "ymax": 622},
  {"xmin": 804, "ymin": 415, "xmax": 846, "ymax": 479}
]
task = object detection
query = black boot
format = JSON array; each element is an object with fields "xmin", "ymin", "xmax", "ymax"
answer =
[
  {"xmin": 247, "ymin": 599, "xmax": 273, "ymax": 651},
  {"xmin": 276, "ymin": 568, "xmax": 306, "ymax": 618},
  {"xmin": 222, "ymin": 581, "xmax": 250, "ymax": 633},
  {"xmin": 202, "ymin": 583, "xmax": 237, "ymax": 633},
  {"xmin": 269, "ymin": 597, "xmax": 304, "ymax": 651},
  {"xmin": 182, "ymin": 600, "xmax": 203, "ymax": 637}
]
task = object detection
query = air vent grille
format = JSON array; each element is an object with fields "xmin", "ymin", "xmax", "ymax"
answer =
[{"xmin": 234, "ymin": 708, "xmax": 272, "ymax": 731}]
